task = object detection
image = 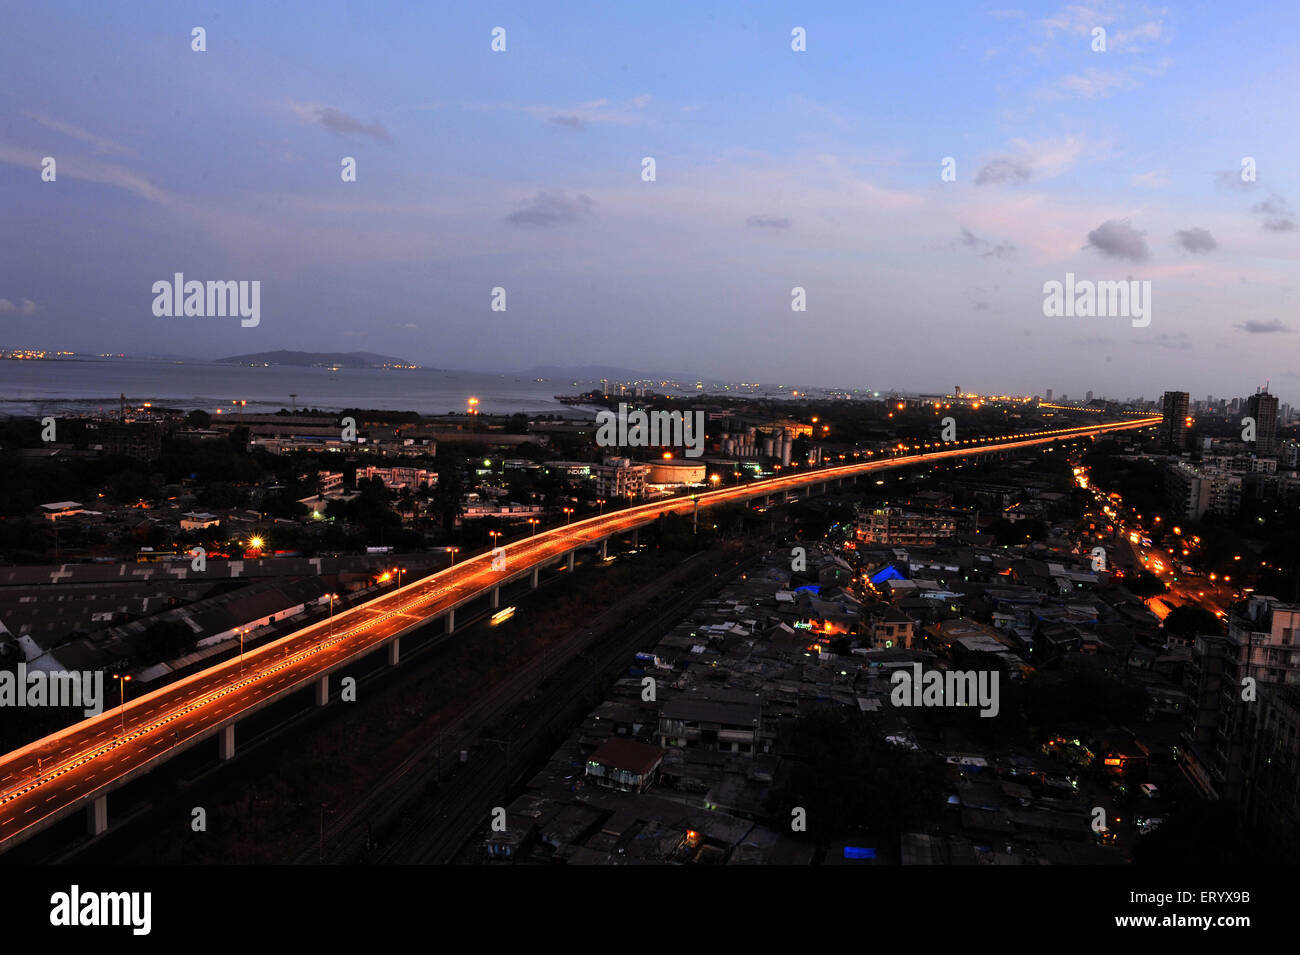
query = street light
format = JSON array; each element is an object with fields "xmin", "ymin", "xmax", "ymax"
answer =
[
  {"xmin": 113, "ymin": 674, "xmax": 132, "ymax": 734},
  {"xmin": 596, "ymin": 498, "xmax": 606, "ymax": 516},
  {"xmin": 237, "ymin": 627, "xmax": 247, "ymax": 676},
  {"xmin": 448, "ymin": 546, "xmax": 459, "ymax": 566},
  {"xmin": 528, "ymin": 518, "xmax": 540, "ymax": 537},
  {"xmin": 563, "ymin": 507, "xmax": 574, "ymax": 525}
]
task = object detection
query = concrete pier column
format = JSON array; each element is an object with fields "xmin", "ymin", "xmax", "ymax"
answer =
[
  {"xmin": 218, "ymin": 724, "xmax": 235, "ymax": 761},
  {"xmin": 388, "ymin": 637, "xmax": 400, "ymax": 666},
  {"xmin": 316, "ymin": 676, "xmax": 329, "ymax": 706},
  {"xmin": 88, "ymin": 795, "xmax": 108, "ymax": 835},
  {"xmin": 446, "ymin": 609, "xmax": 455, "ymax": 634},
  {"xmin": 631, "ymin": 528, "xmax": 639, "ymax": 547},
  {"xmin": 530, "ymin": 567, "xmax": 539, "ymax": 589},
  {"xmin": 491, "ymin": 587, "xmax": 500, "ymax": 609},
  {"xmin": 567, "ymin": 551, "xmax": 575, "ymax": 572},
  {"xmin": 600, "ymin": 539, "xmax": 608, "ymax": 559}
]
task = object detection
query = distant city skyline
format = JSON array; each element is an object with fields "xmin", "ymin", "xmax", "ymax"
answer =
[{"xmin": 4, "ymin": 1, "xmax": 1300, "ymax": 403}]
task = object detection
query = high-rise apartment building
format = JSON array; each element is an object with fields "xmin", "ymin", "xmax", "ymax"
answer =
[
  {"xmin": 1160, "ymin": 391, "xmax": 1189, "ymax": 450},
  {"xmin": 1183, "ymin": 596, "xmax": 1300, "ymax": 807},
  {"xmin": 1248, "ymin": 390, "xmax": 1280, "ymax": 457}
]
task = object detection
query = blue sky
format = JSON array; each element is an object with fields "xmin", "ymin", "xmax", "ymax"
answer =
[{"xmin": 2, "ymin": 0, "xmax": 1299, "ymax": 402}]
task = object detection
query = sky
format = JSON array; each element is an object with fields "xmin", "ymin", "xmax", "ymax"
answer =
[{"xmin": 2, "ymin": 0, "xmax": 1299, "ymax": 403}]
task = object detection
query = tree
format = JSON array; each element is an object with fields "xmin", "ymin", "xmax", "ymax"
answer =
[
  {"xmin": 1126, "ymin": 571, "xmax": 1167, "ymax": 600},
  {"xmin": 986, "ymin": 517, "xmax": 1047, "ymax": 546},
  {"xmin": 770, "ymin": 705, "xmax": 944, "ymax": 841},
  {"xmin": 1162, "ymin": 604, "xmax": 1224, "ymax": 638},
  {"xmin": 431, "ymin": 457, "xmax": 465, "ymax": 532}
]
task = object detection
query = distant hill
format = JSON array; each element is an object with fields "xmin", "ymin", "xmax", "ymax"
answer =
[{"xmin": 216, "ymin": 350, "xmax": 421, "ymax": 369}]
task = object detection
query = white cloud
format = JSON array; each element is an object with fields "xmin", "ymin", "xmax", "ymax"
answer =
[{"xmin": 1131, "ymin": 168, "xmax": 1168, "ymax": 188}]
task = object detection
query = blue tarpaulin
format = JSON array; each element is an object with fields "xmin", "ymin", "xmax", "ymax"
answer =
[{"xmin": 870, "ymin": 565, "xmax": 905, "ymax": 585}]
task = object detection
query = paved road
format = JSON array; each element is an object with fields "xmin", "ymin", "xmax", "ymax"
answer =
[{"xmin": 0, "ymin": 415, "xmax": 1158, "ymax": 852}]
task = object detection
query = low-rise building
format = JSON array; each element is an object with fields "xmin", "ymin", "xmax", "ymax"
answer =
[
  {"xmin": 658, "ymin": 694, "xmax": 763, "ymax": 756},
  {"xmin": 594, "ymin": 457, "xmax": 650, "ymax": 500},
  {"xmin": 856, "ymin": 507, "xmax": 957, "ymax": 546},
  {"xmin": 584, "ymin": 738, "xmax": 665, "ymax": 793}
]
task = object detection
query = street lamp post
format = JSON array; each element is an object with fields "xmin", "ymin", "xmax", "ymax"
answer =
[
  {"xmin": 596, "ymin": 498, "xmax": 606, "ymax": 516},
  {"xmin": 113, "ymin": 674, "xmax": 132, "ymax": 734},
  {"xmin": 528, "ymin": 518, "xmax": 539, "ymax": 537},
  {"xmin": 563, "ymin": 507, "xmax": 574, "ymax": 525},
  {"xmin": 237, "ymin": 627, "xmax": 246, "ymax": 676}
]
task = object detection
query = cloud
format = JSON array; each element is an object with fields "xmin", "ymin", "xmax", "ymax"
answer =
[
  {"xmin": 1040, "ymin": 6, "xmax": 1167, "ymax": 51},
  {"xmin": 1085, "ymin": 218, "xmax": 1149, "ymax": 261},
  {"xmin": 747, "ymin": 215, "xmax": 791, "ymax": 229},
  {"xmin": 1133, "ymin": 332, "xmax": 1191, "ymax": 350},
  {"xmin": 1252, "ymin": 194, "xmax": 1296, "ymax": 232},
  {"xmin": 1175, "ymin": 227, "xmax": 1217, "ymax": 253},
  {"xmin": 974, "ymin": 136, "xmax": 1084, "ymax": 185},
  {"xmin": 0, "ymin": 145, "xmax": 169, "ymax": 204},
  {"xmin": 1131, "ymin": 168, "xmax": 1168, "ymax": 188},
  {"xmin": 475, "ymin": 97, "xmax": 648, "ymax": 127},
  {"xmin": 290, "ymin": 102, "xmax": 392, "ymax": 143},
  {"xmin": 0, "ymin": 298, "xmax": 37, "ymax": 315},
  {"xmin": 1215, "ymin": 168, "xmax": 1257, "ymax": 190},
  {"xmin": 1235, "ymin": 319, "xmax": 1291, "ymax": 334},
  {"xmin": 958, "ymin": 226, "xmax": 1015, "ymax": 258},
  {"xmin": 25, "ymin": 113, "xmax": 133, "ymax": 156},
  {"xmin": 505, "ymin": 190, "xmax": 595, "ymax": 226},
  {"xmin": 1110, "ymin": 21, "xmax": 1165, "ymax": 51},
  {"xmin": 1058, "ymin": 69, "xmax": 1139, "ymax": 99},
  {"xmin": 974, "ymin": 157, "xmax": 1031, "ymax": 185}
]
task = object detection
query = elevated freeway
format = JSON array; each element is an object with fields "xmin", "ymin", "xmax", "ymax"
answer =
[{"xmin": 0, "ymin": 415, "xmax": 1158, "ymax": 852}]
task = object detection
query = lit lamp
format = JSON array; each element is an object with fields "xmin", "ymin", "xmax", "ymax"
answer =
[{"xmin": 113, "ymin": 674, "xmax": 132, "ymax": 734}]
